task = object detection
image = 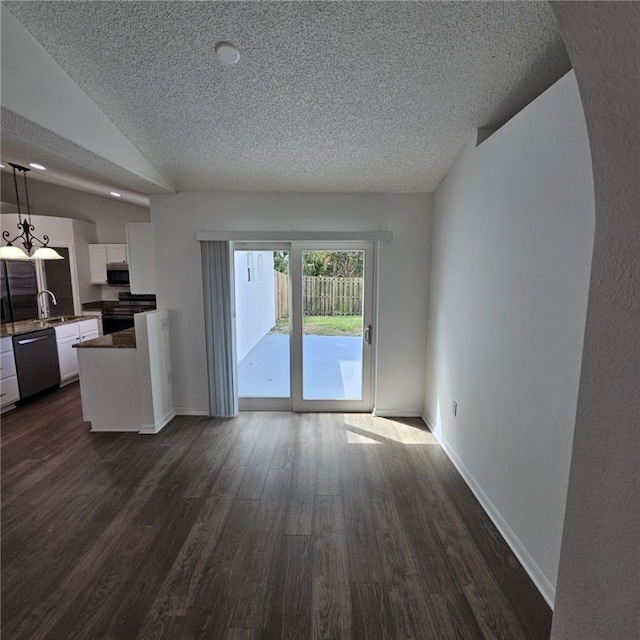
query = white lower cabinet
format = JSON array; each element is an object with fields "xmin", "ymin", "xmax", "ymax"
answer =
[
  {"xmin": 57, "ymin": 334, "xmax": 80, "ymax": 383},
  {"xmin": 1, "ymin": 336, "xmax": 19, "ymax": 409},
  {"xmin": 55, "ymin": 319, "xmax": 99, "ymax": 385}
]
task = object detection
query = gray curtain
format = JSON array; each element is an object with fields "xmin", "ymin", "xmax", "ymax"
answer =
[{"xmin": 200, "ymin": 240, "xmax": 238, "ymax": 417}]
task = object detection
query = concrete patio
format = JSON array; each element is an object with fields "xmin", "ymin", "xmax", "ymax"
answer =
[{"xmin": 237, "ymin": 334, "xmax": 363, "ymax": 400}]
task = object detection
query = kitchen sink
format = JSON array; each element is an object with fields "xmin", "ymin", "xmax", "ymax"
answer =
[
  {"xmin": 38, "ymin": 316, "xmax": 82, "ymax": 326},
  {"xmin": 37, "ymin": 317, "xmax": 66, "ymax": 326}
]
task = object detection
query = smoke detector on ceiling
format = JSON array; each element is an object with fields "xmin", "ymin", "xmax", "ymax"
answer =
[{"xmin": 215, "ymin": 42, "xmax": 240, "ymax": 64}]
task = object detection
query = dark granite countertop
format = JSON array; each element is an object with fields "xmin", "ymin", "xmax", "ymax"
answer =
[
  {"xmin": 73, "ymin": 327, "xmax": 136, "ymax": 349},
  {"xmin": 0, "ymin": 316, "xmax": 89, "ymax": 338},
  {"xmin": 81, "ymin": 300, "xmax": 118, "ymax": 311}
]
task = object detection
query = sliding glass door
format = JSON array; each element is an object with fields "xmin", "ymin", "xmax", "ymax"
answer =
[{"xmin": 235, "ymin": 242, "xmax": 375, "ymax": 411}]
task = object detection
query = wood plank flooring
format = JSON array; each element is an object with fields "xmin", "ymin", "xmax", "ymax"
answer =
[{"xmin": 1, "ymin": 383, "xmax": 552, "ymax": 639}]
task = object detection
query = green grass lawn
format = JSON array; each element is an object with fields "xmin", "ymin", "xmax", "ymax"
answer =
[{"xmin": 270, "ymin": 315, "xmax": 362, "ymax": 336}]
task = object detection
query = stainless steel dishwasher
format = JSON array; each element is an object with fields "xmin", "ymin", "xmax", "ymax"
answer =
[{"xmin": 12, "ymin": 328, "xmax": 60, "ymax": 400}]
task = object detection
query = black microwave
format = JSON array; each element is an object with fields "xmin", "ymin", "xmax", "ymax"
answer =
[{"xmin": 106, "ymin": 263, "xmax": 130, "ymax": 287}]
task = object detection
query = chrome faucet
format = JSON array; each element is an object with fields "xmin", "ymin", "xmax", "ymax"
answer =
[{"xmin": 37, "ymin": 289, "xmax": 57, "ymax": 319}]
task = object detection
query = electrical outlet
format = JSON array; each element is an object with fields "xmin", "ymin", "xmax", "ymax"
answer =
[{"xmin": 452, "ymin": 401, "xmax": 457, "ymax": 417}]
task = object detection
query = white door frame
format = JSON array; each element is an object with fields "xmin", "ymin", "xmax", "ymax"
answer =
[
  {"xmin": 290, "ymin": 241, "xmax": 375, "ymax": 412},
  {"xmin": 235, "ymin": 241, "xmax": 377, "ymax": 412}
]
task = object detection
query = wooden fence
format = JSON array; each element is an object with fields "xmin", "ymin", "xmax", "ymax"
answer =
[
  {"xmin": 274, "ymin": 270, "xmax": 289, "ymax": 320},
  {"xmin": 274, "ymin": 271, "xmax": 363, "ymax": 318}
]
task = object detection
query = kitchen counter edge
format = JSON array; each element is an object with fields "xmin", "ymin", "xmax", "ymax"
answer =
[
  {"xmin": 73, "ymin": 327, "xmax": 136, "ymax": 349},
  {"xmin": 1, "ymin": 316, "xmax": 90, "ymax": 338}
]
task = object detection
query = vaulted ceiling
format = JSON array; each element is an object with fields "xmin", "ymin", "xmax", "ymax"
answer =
[{"xmin": 1, "ymin": 1, "xmax": 570, "ymax": 199}]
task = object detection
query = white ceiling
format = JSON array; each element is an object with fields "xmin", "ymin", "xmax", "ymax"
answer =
[{"xmin": 1, "ymin": 1, "xmax": 570, "ymax": 195}]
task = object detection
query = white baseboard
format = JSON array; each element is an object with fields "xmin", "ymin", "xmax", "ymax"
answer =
[
  {"xmin": 421, "ymin": 414, "xmax": 556, "ymax": 609},
  {"xmin": 139, "ymin": 408, "xmax": 176, "ymax": 434},
  {"xmin": 421, "ymin": 413, "xmax": 442, "ymax": 439},
  {"xmin": 373, "ymin": 409, "xmax": 424, "ymax": 418},
  {"xmin": 175, "ymin": 407, "xmax": 209, "ymax": 416}
]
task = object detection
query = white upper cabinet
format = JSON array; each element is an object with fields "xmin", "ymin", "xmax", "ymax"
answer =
[
  {"xmin": 88, "ymin": 244, "xmax": 128, "ymax": 284},
  {"xmin": 126, "ymin": 223, "xmax": 156, "ymax": 294},
  {"xmin": 107, "ymin": 244, "xmax": 127, "ymax": 264},
  {"xmin": 88, "ymin": 244, "xmax": 108, "ymax": 284}
]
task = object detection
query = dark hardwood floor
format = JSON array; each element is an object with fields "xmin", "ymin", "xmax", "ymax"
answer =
[{"xmin": 1, "ymin": 383, "xmax": 551, "ymax": 639}]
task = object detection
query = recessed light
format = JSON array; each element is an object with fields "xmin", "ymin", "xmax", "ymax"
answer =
[
  {"xmin": 215, "ymin": 42, "xmax": 240, "ymax": 64},
  {"xmin": 29, "ymin": 163, "xmax": 46, "ymax": 170},
  {"xmin": 109, "ymin": 191, "xmax": 122, "ymax": 198}
]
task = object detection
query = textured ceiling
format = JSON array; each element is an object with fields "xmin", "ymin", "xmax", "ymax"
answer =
[
  {"xmin": 1, "ymin": 109, "xmax": 157, "ymax": 203},
  {"xmin": 3, "ymin": 1, "xmax": 570, "ymax": 193},
  {"xmin": 0, "ymin": 128, "xmax": 151, "ymax": 208}
]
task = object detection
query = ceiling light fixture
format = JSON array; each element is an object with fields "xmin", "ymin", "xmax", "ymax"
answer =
[
  {"xmin": 215, "ymin": 42, "xmax": 240, "ymax": 64},
  {"xmin": 0, "ymin": 163, "xmax": 5, "ymax": 169},
  {"xmin": 29, "ymin": 163, "xmax": 46, "ymax": 170},
  {"xmin": 0, "ymin": 163, "xmax": 63, "ymax": 261},
  {"xmin": 109, "ymin": 191, "xmax": 122, "ymax": 198}
]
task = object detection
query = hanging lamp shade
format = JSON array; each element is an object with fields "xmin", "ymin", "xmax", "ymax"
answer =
[
  {"xmin": 0, "ymin": 244, "xmax": 30, "ymax": 260},
  {"xmin": 30, "ymin": 247, "xmax": 64, "ymax": 260}
]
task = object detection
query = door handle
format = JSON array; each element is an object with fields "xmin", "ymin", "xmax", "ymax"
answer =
[
  {"xmin": 364, "ymin": 324, "xmax": 372, "ymax": 345},
  {"xmin": 17, "ymin": 335, "xmax": 51, "ymax": 345}
]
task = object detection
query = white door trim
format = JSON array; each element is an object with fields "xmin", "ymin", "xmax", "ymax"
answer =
[
  {"xmin": 292, "ymin": 241, "xmax": 376, "ymax": 412},
  {"xmin": 198, "ymin": 230, "xmax": 392, "ymax": 242},
  {"xmin": 236, "ymin": 241, "xmax": 378, "ymax": 413}
]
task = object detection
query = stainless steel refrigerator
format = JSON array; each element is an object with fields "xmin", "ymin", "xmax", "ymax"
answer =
[{"xmin": 1, "ymin": 260, "xmax": 39, "ymax": 323}]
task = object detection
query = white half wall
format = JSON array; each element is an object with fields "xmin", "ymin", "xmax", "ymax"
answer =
[
  {"xmin": 424, "ymin": 71, "xmax": 594, "ymax": 603},
  {"xmin": 135, "ymin": 310, "xmax": 175, "ymax": 434},
  {"xmin": 151, "ymin": 193, "xmax": 432, "ymax": 415}
]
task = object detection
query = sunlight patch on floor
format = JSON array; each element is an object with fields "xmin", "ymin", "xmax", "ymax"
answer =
[
  {"xmin": 345, "ymin": 430, "xmax": 382, "ymax": 445},
  {"xmin": 343, "ymin": 415, "xmax": 438, "ymax": 445}
]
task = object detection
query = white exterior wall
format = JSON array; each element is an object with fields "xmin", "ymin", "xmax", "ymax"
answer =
[
  {"xmin": 234, "ymin": 250, "xmax": 276, "ymax": 362},
  {"xmin": 424, "ymin": 71, "xmax": 595, "ymax": 604},
  {"xmin": 151, "ymin": 192, "xmax": 432, "ymax": 415}
]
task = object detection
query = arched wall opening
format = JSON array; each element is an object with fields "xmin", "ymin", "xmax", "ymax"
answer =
[{"xmin": 550, "ymin": 3, "xmax": 640, "ymax": 638}]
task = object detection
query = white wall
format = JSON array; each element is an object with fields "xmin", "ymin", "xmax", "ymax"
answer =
[
  {"xmin": 151, "ymin": 193, "xmax": 432, "ymax": 415},
  {"xmin": 1, "ymin": 212, "xmax": 98, "ymax": 308},
  {"xmin": 71, "ymin": 219, "xmax": 98, "ymax": 305},
  {"xmin": 550, "ymin": 4, "xmax": 640, "ymax": 638},
  {"xmin": 1, "ymin": 172, "xmax": 150, "ymax": 243},
  {"xmin": 2, "ymin": 174, "xmax": 151, "ymax": 302},
  {"xmin": 424, "ymin": 71, "xmax": 594, "ymax": 604},
  {"xmin": 234, "ymin": 250, "xmax": 276, "ymax": 362}
]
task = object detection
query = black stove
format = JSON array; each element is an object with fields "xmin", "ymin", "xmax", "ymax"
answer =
[{"xmin": 102, "ymin": 293, "xmax": 156, "ymax": 335}]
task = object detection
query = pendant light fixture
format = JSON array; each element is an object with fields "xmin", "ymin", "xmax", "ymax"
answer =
[{"xmin": 0, "ymin": 163, "xmax": 63, "ymax": 260}]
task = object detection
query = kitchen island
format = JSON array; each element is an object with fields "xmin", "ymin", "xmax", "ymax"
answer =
[{"xmin": 74, "ymin": 310, "xmax": 174, "ymax": 433}]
